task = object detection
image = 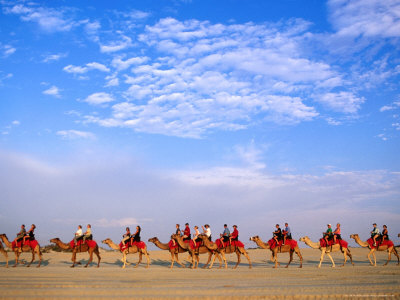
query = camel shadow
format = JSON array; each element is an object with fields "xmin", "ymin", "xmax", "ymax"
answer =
[
  {"xmin": 102, "ymin": 259, "xmax": 150, "ymax": 268},
  {"xmin": 149, "ymin": 259, "xmax": 176, "ymax": 267}
]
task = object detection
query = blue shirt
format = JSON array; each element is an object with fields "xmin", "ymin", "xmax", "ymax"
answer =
[
  {"xmin": 223, "ymin": 228, "xmax": 230, "ymax": 237},
  {"xmin": 284, "ymin": 226, "xmax": 291, "ymax": 235}
]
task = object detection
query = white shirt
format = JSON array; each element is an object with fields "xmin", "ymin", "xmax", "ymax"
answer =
[
  {"xmin": 205, "ymin": 227, "xmax": 211, "ymax": 238},
  {"xmin": 75, "ymin": 228, "xmax": 83, "ymax": 236}
]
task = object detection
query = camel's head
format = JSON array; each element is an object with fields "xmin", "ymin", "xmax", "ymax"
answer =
[
  {"xmin": 299, "ymin": 236, "xmax": 308, "ymax": 242},
  {"xmin": 249, "ymin": 236, "xmax": 259, "ymax": 241},
  {"xmin": 102, "ymin": 238, "xmax": 111, "ymax": 244},
  {"xmin": 349, "ymin": 234, "xmax": 358, "ymax": 239},
  {"xmin": 50, "ymin": 238, "xmax": 60, "ymax": 244},
  {"xmin": 0, "ymin": 234, "xmax": 6, "ymax": 240},
  {"xmin": 398, "ymin": 233, "xmax": 400, "ymax": 238},
  {"xmin": 171, "ymin": 234, "xmax": 180, "ymax": 240},
  {"xmin": 148, "ymin": 237, "xmax": 158, "ymax": 243}
]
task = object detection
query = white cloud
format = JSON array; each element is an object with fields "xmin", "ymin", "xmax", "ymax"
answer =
[
  {"xmin": 63, "ymin": 62, "xmax": 110, "ymax": 74},
  {"xmin": 328, "ymin": 0, "xmax": 400, "ymax": 38},
  {"xmin": 111, "ymin": 56, "xmax": 149, "ymax": 71},
  {"xmin": 43, "ymin": 85, "xmax": 61, "ymax": 98},
  {"xmin": 380, "ymin": 100, "xmax": 400, "ymax": 112},
  {"xmin": 56, "ymin": 130, "xmax": 95, "ymax": 140},
  {"xmin": 42, "ymin": 53, "xmax": 67, "ymax": 63},
  {"xmin": 5, "ymin": 4, "xmax": 77, "ymax": 33},
  {"xmin": 82, "ymin": 92, "xmax": 115, "ymax": 105},
  {"xmin": 12, "ymin": 120, "xmax": 20, "ymax": 126},
  {"xmin": 316, "ymin": 92, "xmax": 365, "ymax": 114},
  {"xmin": 100, "ymin": 36, "xmax": 133, "ymax": 53},
  {"xmin": 2, "ymin": 45, "xmax": 16, "ymax": 57}
]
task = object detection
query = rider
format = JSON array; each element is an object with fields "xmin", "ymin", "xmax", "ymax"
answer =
[
  {"xmin": 171, "ymin": 224, "xmax": 181, "ymax": 247},
  {"xmin": 323, "ymin": 224, "xmax": 333, "ymax": 246},
  {"xmin": 333, "ymin": 223, "xmax": 341, "ymax": 244},
  {"xmin": 182, "ymin": 223, "xmax": 191, "ymax": 241},
  {"xmin": 14, "ymin": 224, "xmax": 26, "ymax": 251},
  {"xmin": 130, "ymin": 226, "xmax": 141, "ymax": 244},
  {"xmin": 371, "ymin": 223, "xmax": 380, "ymax": 246},
  {"xmin": 74, "ymin": 225, "xmax": 83, "ymax": 245},
  {"xmin": 192, "ymin": 225, "xmax": 200, "ymax": 245},
  {"xmin": 273, "ymin": 224, "xmax": 282, "ymax": 246},
  {"xmin": 282, "ymin": 223, "xmax": 291, "ymax": 244},
  {"xmin": 122, "ymin": 227, "xmax": 131, "ymax": 246},
  {"xmin": 23, "ymin": 224, "xmax": 36, "ymax": 244},
  {"xmin": 381, "ymin": 225, "xmax": 389, "ymax": 243},
  {"xmin": 220, "ymin": 224, "xmax": 230, "ymax": 245},
  {"xmin": 83, "ymin": 224, "xmax": 92, "ymax": 242},
  {"xmin": 230, "ymin": 225, "xmax": 239, "ymax": 244},
  {"xmin": 202, "ymin": 224, "xmax": 212, "ymax": 241}
]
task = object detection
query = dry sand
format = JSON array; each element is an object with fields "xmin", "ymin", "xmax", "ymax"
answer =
[{"xmin": 0, "ymin": 247, "xmax": 399, "ymax": 299}]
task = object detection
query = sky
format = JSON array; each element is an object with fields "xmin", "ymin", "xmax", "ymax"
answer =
[{"xmin": 0, "ymin": 0, "xmax": 399, "ymax": 249}]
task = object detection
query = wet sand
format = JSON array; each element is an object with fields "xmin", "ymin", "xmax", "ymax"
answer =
[{"xmin": 0, "ymin": 248, "xmax": 399, "ymax": 299}]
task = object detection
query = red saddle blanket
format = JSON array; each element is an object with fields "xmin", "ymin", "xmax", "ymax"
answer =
[
  {"xmin": 319, "ymin": 238, "xmax": 348, "ymax": 248},
  {"xmin": 267, "ymin": 239, "xmax": 298, "ymax": 250},
  {"xmin": 11, "ymin": 239, "xmax": 39, "ymax": 250},
  {"xmin": 69, "ymin": 239, "xmax": 97, "ymax": 249},
  {"xmin": 190, "ymin": 240, "xmax": 202, "ymax": 250},
  {"xmin": 168, "ymin": 240, "xmax": 178, "ymax": 250},
  {"xmin": 367, "ymin": 238, "xmax": 394, "ymax": 249},
  {"xmin": 215, "ymin": 239, "xmax": 245, "ymax": 248},
  {"xmin": 119, "ymin": 241, "xmax": 146, "ymax": 251}
]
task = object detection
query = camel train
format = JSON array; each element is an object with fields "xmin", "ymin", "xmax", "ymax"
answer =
[{"xmin": 1, "ymin": 231, "xmax": 399, "ymax": 269}]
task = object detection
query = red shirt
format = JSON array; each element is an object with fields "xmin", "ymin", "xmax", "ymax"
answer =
[
  {"xmin": 231, "ymin": 228, "xmax": 238, "ymax": 239},
  {"xmin": 184, "ymin": 226, "xmax": 190, "ymax": 236}
]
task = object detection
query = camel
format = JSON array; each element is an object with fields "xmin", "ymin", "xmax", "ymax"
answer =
[
  {"xmin": 350, "ymin": 234, "xmax": 399, "ymax": 266},
  {"xmin": 102, "ymin": 238, "xmax": 150, "ymax": 268},
  {"xmin": 199, "ymin": 235, "xmax": 252, "ymax": 269},
  {"xmin": 0, "ymin": 239, "xmax": 8, "ymax": 267},
  {"xmin": 249, "ymin": 236, "xmax": 302, "ymax": 268},
  {"xmin": 148, "ymin": 237, "xmax": 186, "ymax": 268},
  {"xmin": 171, "ymin": 234, "xmax": 223, "ymax": 269},
  {"xmin": 299, "ymin": 236, "xmax": 353, "ymax": 268},
  {"xmin": 0, "ymin": 234, "xmax": 42, "ymax": 267},
  {"xmin": 50, "ymin": 238, "xmax": 100, "ymax": 268}
]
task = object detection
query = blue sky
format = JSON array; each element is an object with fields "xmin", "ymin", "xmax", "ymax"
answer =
[{"xmin": 1, "ymin": 0, "xmax": 399, "ymax": 248}]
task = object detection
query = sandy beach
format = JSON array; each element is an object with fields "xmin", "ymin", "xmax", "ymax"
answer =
[{"xmin": 0, "ymin": 247, "xmax": 399, "ymax": 299}]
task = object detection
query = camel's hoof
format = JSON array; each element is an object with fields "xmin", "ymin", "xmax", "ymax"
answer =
[
  {"xmin": 299, "ymin": 266, "xmax": 302, "ymax": 268},
  {"xmin": 13, "ymin": 265, "xmax": 17, "ymax": 268},
  {"xmin": 26, "ymin": 265, "xmax": 31, "ymax": 268},
  {"xmin": 285, "ymin": 266, "xmax": 289, "ymax": 268},
  {"xmin": 70, "ymin": 265, "xmax": 75, "ymax": 268},
  {"xmin": 84, "ymin": 265, "xmax": 88, "ymax": 268}
]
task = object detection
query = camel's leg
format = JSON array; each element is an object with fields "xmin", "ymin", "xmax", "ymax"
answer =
[
  {"xmin": 135, "ymin": 252, "xmax": 142, "ymax": 268},
  {"xmin": 122, "ymin": 251, "xmax": 127, "ymax": 268},
  {"xmin": 393, "ymin": 248, "xmax": 400, "ymax": 265},
  {"xmin": 233, "ymin": 251, "xmax": 241, "ymax": 269},
  {"xmin": 170, "ymin": 252, "xmax": 175, "ymax": 268},
  {"xmin": 13, "ymin": 251, "xmax": 20, "ymax": 267},
  {"xmin": 273, "ymin": 249, "xmax": 279, "ymax": 268},
  {"xmin": 241, "ymin": 249, "xmax": 252, "ymax": 269},
  {"xmin": 95, "ymin": 249, "xmax": 101, "ymax": 267},
  {"xmin": 1, "ymin": 248, "xmax": 8, "ymax": 268},
  {"xmin": 174, "ymin": 252, "xmax": 185, "ymax": 268},
  {"xmin": 85, "ymin": 249, "xmax": 93, "ymax": 267},
  {"xmin": 71, "ymin": 251, "xmax": 77, "ymax": 268},
  {"xmin": 347, "ymin": 249, "xmax": 354, "ymax": 266},
  {"xmin": 327, "ymin": 253, "xmax": 335, "ymax": 268},
  {"xmin": 202, "ymin": 252, "xmax": 212, "ymax": 269},
  {"xmin": 368, "ymin": 249, "xmax": 377, "ymax": 266},
  {"xmin": 215, "ymin": 253, "xmax": 223, "ymax": 269},
  {"xmin": 341, "ymin": 250, "xmax": 347, "ymax": 267},
  {"xmin": 208, "ymin": 252, "xmax": 218, "ymax": 269},
  {"xmin": 318, "ymin": 250, "xmax": 325, "ymax": 268},
  {"xmin": 37, "ymin": 249, "xmax": 42, "ymax": 268},
  {"xmin": 285, "ymin": 250, "xmax": 293, "ymax": 268},
  {"xmin": 296, "ymin": 249, "xmax": 303, "ymax": 268},
  {"xmin": 27, "ymin": 251, "xmax": 35, "ymax": 267},
  {"xmin": 384, "ymin": 249, "xmax": 392, "ymax": 266}
]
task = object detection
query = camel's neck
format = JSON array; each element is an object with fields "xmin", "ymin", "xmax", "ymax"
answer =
[
  {"xmin": 56, "ymin": 240, "xmax": 71, "ymax": 250},
  {"xmin": 0, "ymin": 236, "xmax": 12, "ymax": 248},
  {"xmin": 153, "ymin": 240, "xmax": 169, "ymax": 250},
  {"xmin": 255, "ymin": 238, "xmax": 270, "ymax": 249},
  {"xmin": 105, "ymin": 240, "xmax": 120, "ymax": 250},
  {"xmin": 175, "ymin": 237, "xmax": 189, "ymax": 249},
  {"xmin": 303, "ymin": 238, "xmax": 320, "ymax": 249},
  {"xmin": 352, "ymin": 236, "xmax": 369, "ymax": 248},
  {"xmin": 202, "ymin": 239, "xmax": 217, "ymax": 250}
]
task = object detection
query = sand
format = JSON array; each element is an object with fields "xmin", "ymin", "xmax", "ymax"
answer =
[{"xmin": 0, "ymin": 247, "xmax": 399, "ymax": 299}]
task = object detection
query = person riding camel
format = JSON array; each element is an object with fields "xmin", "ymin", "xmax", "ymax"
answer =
[
  {"xmin": 171, "ymin": 224, "xmax": 181, "ymax": 247},
  {"xmin": 273, "ymin": 224, "xmax": 282, "ymax": 246},
  {"xmin": 83, "ymin": 224, "xmax": 92, "ymax": 242},
  {"xmin": 381, "ymin": 225, "xmax": 389, "ymax": 243},
  {"xmin": 192, "ymin": 226, "xmax": 200, "ymax": 245},
  {"xmin": 122, "ymin": 227, "xmax": 131, "ymax": 246},
  {"xmin": 371, "ymin": 223, "xmax": 380, "ymax": 246},
  {"xmin": 14, "ymin": 224, "xmax": 26, "ymax": 252},
  {"xmin": 220, "ymin": 224, "xmax": 230, "ymax": 246},
  {"xmin": 130, "ymin": 226, "xmax": 141, "ymax": 244},
  {"xmin": 202, "ymin": 224, "xmax": 212, "ymax": 241},
  {"xmin": 73, "ymin": 225, "xmax": 83, "ymax": 246},
  {"xmin": 323, "ymin": 224, "xmax": 333, "ymax": 246},
  {"xmin": 333, "ymin": 223, "xmax": 341, "ymax": 244},
  {"xmin": 182, "ymin": 223, "xmax": 191, "ymax": 241},
  {"xmin": 23, "ymin": 224, "xmax": 36, "ymax": 244},
  {"xmin": 282, "ymin": 223, "xmax": 291, "ymax": 244},
  {"xmin": 230, "ymin": 225, "xmax": 239, "ymax": 245}
]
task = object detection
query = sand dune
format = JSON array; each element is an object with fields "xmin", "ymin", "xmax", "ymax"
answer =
[{"xmin": 0, "ymin": 248, "xmax": 399, "ymax": 299}]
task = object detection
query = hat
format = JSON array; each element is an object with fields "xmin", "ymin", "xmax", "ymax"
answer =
[
  {"xmin": 327, "ymin": 224, "xmax": 331, "ymax": 226},
  {"xmin": 233, "ymin": 225, "xmax": 237, "ymax": 228},
  {"xmin": 224, "ymin": 224, "xmax": 227, "ymax": 226},
  {"xmin": 185, "ymin": 223, "xmax": 189, "ymax": 225},
  {"xmin": 373, "ymin": 223, "xmax": 377, "ymax": 225}
]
